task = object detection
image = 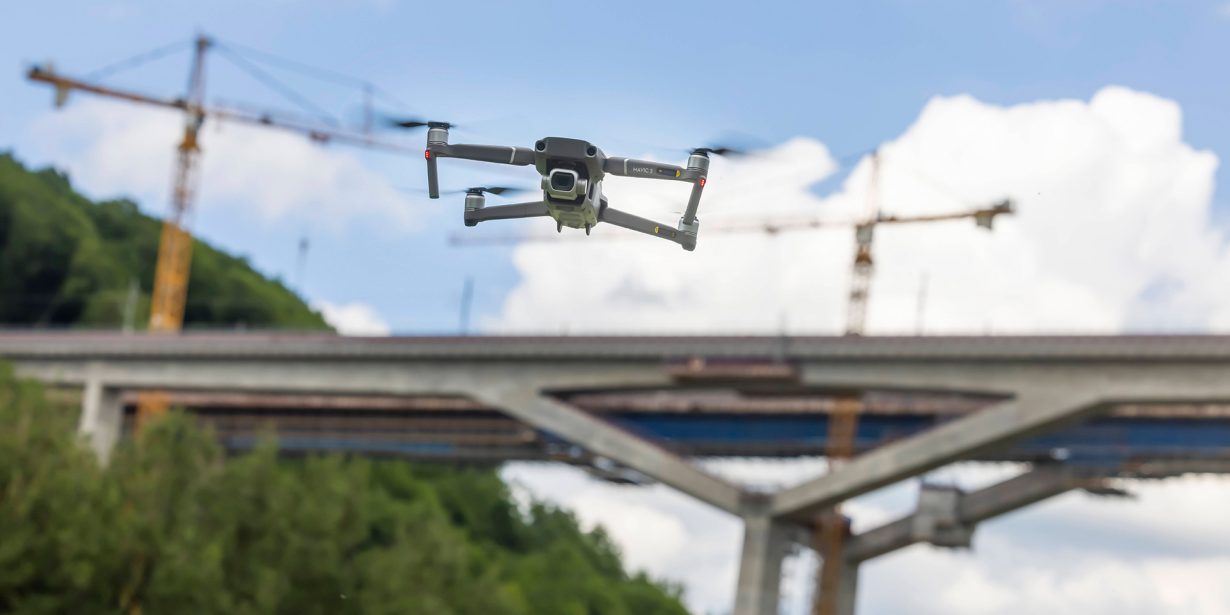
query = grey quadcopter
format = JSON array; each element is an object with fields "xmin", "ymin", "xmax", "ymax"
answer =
[{"xmin": 397, "ymin": 120, "xmax": 732, "ymax": 251}]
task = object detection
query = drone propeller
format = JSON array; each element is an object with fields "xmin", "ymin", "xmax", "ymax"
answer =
[
  {"xmin": 381, "ymin": 115, "xmax": 457, "ymax": 130},
  {"xmin": 458, "ymin": 186, "xmax": 526, "ymax": 196},
  {"xmin": 690, "ymin": 145, "xmax": 745, "ymax": 157},
  {"xmin": 410, "ymin": 185, "xmax": 530, "ymax": 197}
]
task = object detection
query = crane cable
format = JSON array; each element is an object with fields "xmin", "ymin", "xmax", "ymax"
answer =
[
  {"xmin": 81, "ymin": 38, "xmax": 193, "ymax": 81},
  {"xmin": 212, "ymin": 43, "xmax": 341, "ymax": 128},
  {"xmin": 210, "ymin": 37, "xmax": 413, "ymax": 111}
]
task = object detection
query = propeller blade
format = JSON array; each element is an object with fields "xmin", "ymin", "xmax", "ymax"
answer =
[
  {"xmin": 382, "ymin": 116, "xmax": 455, "ymax": 130},
  {"xmin": 480, "ymin": 186, "xmax": 525, "ymax": 196},
  {"xmin": 691, "ymin": 145, "xmax": 745, "ymax": 157},
  {"xmin": 421, "ymin": 185, "xmax": 531, "ymax": 197}
]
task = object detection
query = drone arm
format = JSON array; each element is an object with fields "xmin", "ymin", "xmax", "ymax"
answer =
[
  {"xmin": 599, "ymin": 206, "xmax": 697, "ymax": 251},
  {"xmin": 463, "ymin": 200, "xmax": 550, "ymax": 227},
  {"xmin": 426, "ymin": 152, "xmax": 440, "ymax": 198},
  {"xmin": 603, "ymin": 157, "xmax": 698, "ymax": 182},
  {"xmin": 605, "ymin": 154, "xmax": 709, "ymax": 225},
  {"xmin": 430, "ymin": 143, "xmax": 537, "ymax": 166},
  {"xmin": 425, "ymin": 141, "xmax": 535, "ymax": 200},
  {"xmin": 680, "ymin": 182, "xmax": 705, "ymax": 225}
]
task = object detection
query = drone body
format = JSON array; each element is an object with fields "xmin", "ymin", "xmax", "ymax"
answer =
[{"xmin": 423, "ymin": 124, "xmax": 710, "ymax": 250}]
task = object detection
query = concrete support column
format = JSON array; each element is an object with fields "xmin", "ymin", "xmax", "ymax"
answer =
[
  {"xmin": 815, "ymin": 556, "xmax": 860, "ymax": 615},
  {"xmin": 734, "ymin": 515, "xmax": 790, "ymax": 615},
  {"xmin": 79, "ymin": 378, "xmax": 123, "ymax": 463}
]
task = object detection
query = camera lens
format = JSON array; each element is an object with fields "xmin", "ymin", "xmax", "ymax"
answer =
[{"xmin": 550, "ymin": 171, "xmax": 576, "ymax": 192}]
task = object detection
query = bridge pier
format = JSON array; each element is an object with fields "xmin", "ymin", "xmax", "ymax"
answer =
[
  {"xmin": 733, "ymin": 514, "xmax": 792, "ymax": 615},
  {"xmin": 816, "ymin": 555, "xmax": 860, "ymax": 615},
  {"xmin": 79, "ymin": 377, "xmax": 122, "ymax": 463}
]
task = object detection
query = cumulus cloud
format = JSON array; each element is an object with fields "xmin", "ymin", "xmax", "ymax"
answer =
[
  {"xmin": 864, "ymin": 511, "xmax": 1230, "ymax": 615},
  {"xmin": 26, "ymin": 99, "xmax": 419, "ymax": 230},
  {"xmin": 492, "ymin": 86, "xmax": 1229, "ymax": 335},
  {"xmin": 497, "ymin": 87, "xmax": 1230, "ymax": 615},
  {"xmin": 501, "ymin": 463, "xmax": 744, "ymax": 615},
  {"xmin": 314, "ymin": 300, "xmax": 391, "ymax": 336}
]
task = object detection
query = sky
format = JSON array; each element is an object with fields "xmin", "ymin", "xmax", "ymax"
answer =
[{"xmin": 4, "ymin": 1, "xmax": 1230, "ymax": 613}]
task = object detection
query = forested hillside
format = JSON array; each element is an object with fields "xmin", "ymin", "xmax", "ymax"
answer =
[
  {"xmin": 0, "ymin": 152, "xmax": 691, "ymax": 613},
  {"xmin": 0, "ymin": 152, "xmax": 327, "ymax": 330},
  {"xmin": 0, "ymin": 366, "xmax": 689, "ymax": 614}
]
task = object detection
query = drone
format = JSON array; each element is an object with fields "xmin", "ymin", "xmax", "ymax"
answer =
[{"xmin": 397, "ymin": 120, "xmax": 733, "ymax": 251}]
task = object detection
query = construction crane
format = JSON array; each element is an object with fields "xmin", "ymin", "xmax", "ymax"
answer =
[
  {"xmin": 28, "ymin": 34, "xmax": 418, "ymax": 424},
  {"xmin": 811, "ymin": 154, "xmax": 1010, "ymax": 615}
]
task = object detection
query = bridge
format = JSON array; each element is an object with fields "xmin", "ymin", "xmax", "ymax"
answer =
[{"xmin": 4, "ymin": 332, "xmax": 1230, "ymax": 615}]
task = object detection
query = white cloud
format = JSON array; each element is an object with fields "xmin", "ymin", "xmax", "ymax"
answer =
[
  {"xmin": 863, "ymin": 517, "xmax": 1230, "ymax": 615},
  {"xmin": 314, "ymin": 300, "xmax": 390, "ymax": 336},
  {"xmin": 492, "ymin": 86, "xmax": 1229, "ymax": 335},
  {"xmin": 26, "ymin": 99, "xmax": 419, "ymax": 230},
  {"xmin": 502, "ymin": 463, "xmax": 742, "ymax": 615},
  {"xmin": 498, "ymin": 86, "xmax": 1230, "ymax": 614}
]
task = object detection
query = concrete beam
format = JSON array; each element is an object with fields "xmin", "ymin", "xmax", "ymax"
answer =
[
  {"xmin": 472, "ymin": 386, "xmax": 746, "ymax": 514},
  {"xmin": 771, "ymin": 391, "xmax": 1101, "ymax": 522},
  {"xmin": 733, "ymin": 514, "xmax": 792, "ymax": 615},
  {"xmin": 845, "ymin": 465, "xmax": 1088, "ymax": 563},
  {"xmin": 79, "ymin": 377, "xmax": 123, "ymax": 463}
]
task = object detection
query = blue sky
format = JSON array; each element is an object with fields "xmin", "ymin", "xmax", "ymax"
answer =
[{"xmin": 2, "ymin": 0, "xmax": 1229, "ymax": 334}]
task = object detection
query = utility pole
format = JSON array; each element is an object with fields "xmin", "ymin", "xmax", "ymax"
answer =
[
  {"xmin": 459, "ymin": 276, "xmax": 474, "ymax": 335},
  {"xmin": 121, "ymin": 276, "xmax": 139, "ymax": 333},
  {"xmin": 294, "ymin": 233, "xmax": 310, "ymax": 291}
]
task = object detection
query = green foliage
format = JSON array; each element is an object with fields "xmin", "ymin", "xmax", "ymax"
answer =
[
  {"xmin": 0, "ymin": 367, "xmax": 690, "ymax": 614},
  {"xmin": 0, "ymin": 153, "xmax": 328, "ymax": 330},
  {"xmin": 0, "ymin": 149, "xmax": 686, "ymax": 613}
]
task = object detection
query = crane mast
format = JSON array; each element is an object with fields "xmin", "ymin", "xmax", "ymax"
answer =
[
  {"xmin": 844, "ymin": 151, "xmax": 881, "ymax": 337},
  {"xmin": 134, "ymin": 36, "xmax": 210, "ymax": 422},
  {"xmin": 149, "ymin": 35, "xmax": 208, "ymax": 335},
  {"xmin": 814, "ymin": 152, "xmax": 881, "ymax": 615}
]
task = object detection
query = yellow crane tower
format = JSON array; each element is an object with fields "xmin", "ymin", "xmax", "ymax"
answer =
[
  {"xmin": 29, "ymin": 34, "xmax": 419, "ymax": 424},
  {"xmin": 813, "ymin": 153, "xmax": 1011, "ymax": 615}
]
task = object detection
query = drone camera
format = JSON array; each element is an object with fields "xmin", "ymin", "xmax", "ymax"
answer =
[
  {"xmin": 550, "ymin": 169, "xmax": 576, "ymax": 192},
  {"xmin": 544, "ymin": 168, "xmax": 586, "ymax": 200}
]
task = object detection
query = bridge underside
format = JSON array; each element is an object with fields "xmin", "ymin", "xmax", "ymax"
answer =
[
  {"xmin": 115, "ymin": 390, "xmax": 1230, "ymax": 471},
  {"xmin": 6, "ymin": 332, "xmax": 1230, "ymax": 615}
]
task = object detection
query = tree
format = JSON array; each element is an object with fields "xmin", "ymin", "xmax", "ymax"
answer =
[{"xmin": 0, "ymin": 364, "xmax": 690, "ymax": 614}]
